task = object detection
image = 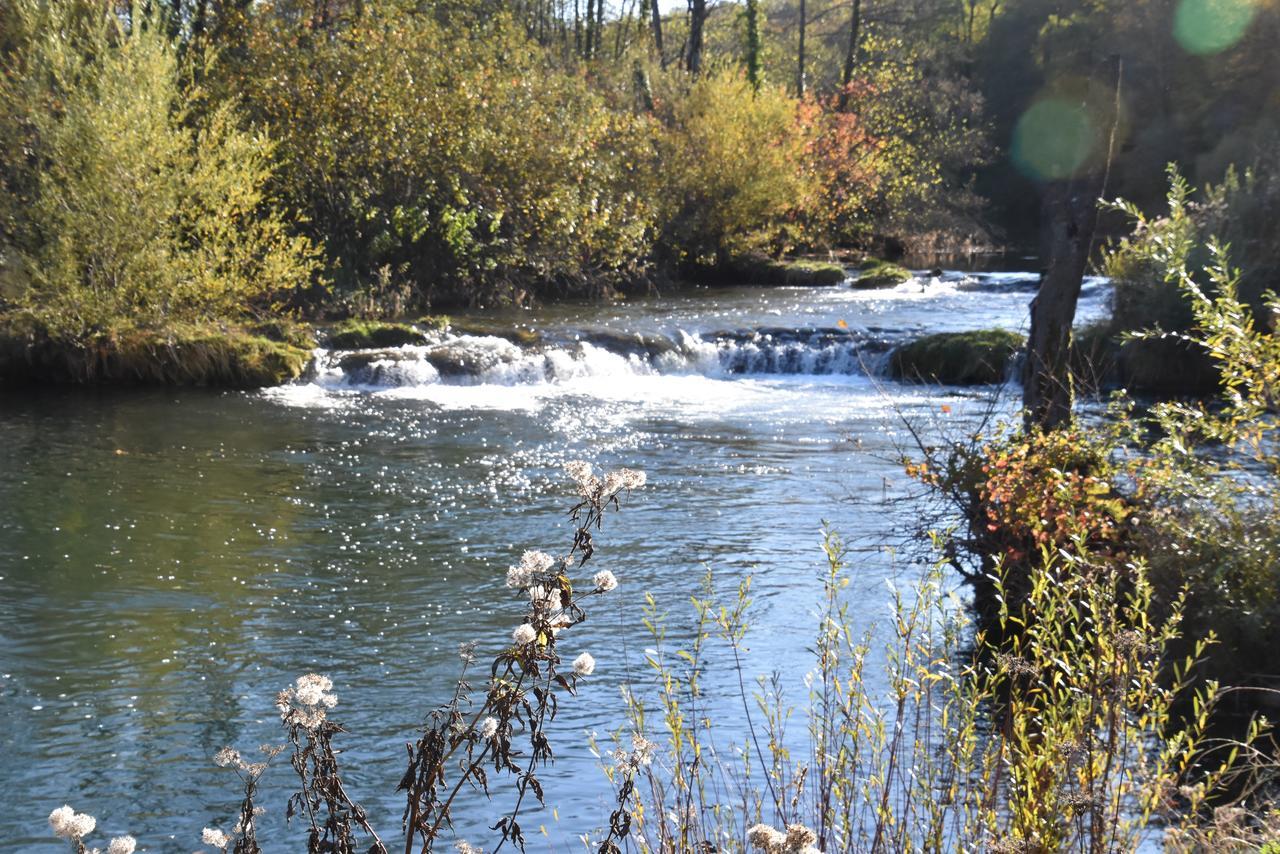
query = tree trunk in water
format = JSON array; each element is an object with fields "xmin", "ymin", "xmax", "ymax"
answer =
[
  {"xmin": 1022, "ymin": 183, "xmax": 1099, "ymax": 431},
  {"xmin": 796, "ymin": 0, "xmax": 807, "ymax": 97},
  {"xmin": 1022, "ymin": 58, "xmax": 1120, "ymax": 432},
  {"xmin": 838, "ymin": 0, "xmax": 861, "ymax": 110},
  {"xmin": 686, "ymin": 0, "xmax": 707, "ymax": 74}
]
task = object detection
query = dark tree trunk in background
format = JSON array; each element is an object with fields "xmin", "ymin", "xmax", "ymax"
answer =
[
  {"xmin": 648, "ymin": 0, "xmax": 665, "ymax": 65},
  {"xmin": 745, "ymin": 0, "xmax": 762, "ymax": 91},
  {"xmin": 838, "ymin": 0, "xmax": 861, "ymax": 109},
  {"xmin": 1022, "ymin": 58, "xmax": 1121, "ymax": 432},
  {"xmin": 796, "ymin": 0, "xmax": 807, "ymax": 97},
  {"xmin": 687, "ymin": 0, "xmax": 707, "ymax": 73}
]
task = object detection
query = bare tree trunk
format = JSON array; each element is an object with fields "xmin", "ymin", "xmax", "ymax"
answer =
[
  {"xmin": 585, "ymin": 0, "xmax": 596, "ymax": 57},
  {"xmin": 686, "ymin": 0, "xmax": 707, "ymax": 73},
  {"xmin": 1022, "ymin": 59, "xmax": 1121, "ymax": 431},
  {"xmin": 796, "ymin": 0, "xmax": 807, "ymax": 97},
  {"xmin": 837, "ymin": 0, "xmax": 862, "ymax": 109},
  {"xmin": 648, "ymin": 0, "xmax": 665, "ymax": 64},
  {"xmin": 1022, "ymin": 182, "xmax": 1099, "ymax": 430},
  {"xmin": 615, "ymin": 0, "xmax": 633, "ymax": 59}
]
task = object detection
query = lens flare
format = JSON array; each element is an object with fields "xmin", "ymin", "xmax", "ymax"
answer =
[
  {"xmin": 1011, "ymin": 99, "xmax": 1097, "ymax": 181},
  {"xmin": 1174, "ymin": 0, "xmax": 1256, "ymax": 54}
]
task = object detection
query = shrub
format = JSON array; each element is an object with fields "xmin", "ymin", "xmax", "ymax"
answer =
[
  {"xmin": 234, "ymin": 8, "xmax": 659, "ymax": 308},
  {"xmin": 0, "ymin": 0, "xmax": 318, "ymax": 341},
  {"xmin": 653, "ymin": 70, "xmax": 821, "ymax": 267}
]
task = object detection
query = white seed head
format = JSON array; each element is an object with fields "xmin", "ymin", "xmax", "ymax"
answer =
[
  {"xmin": 507, "ymin": 550, "xmax": 555, "ymax": 589},
  {"xmin": 479, "ymin": 716, "xmax": 498, "ymax": 739},
  {"xmin": 49, "ymin": 806, "xmax": 75, "ymax": 839},
  {"xmin": 592, "ymin": 569, "xmax": 618, "ymax": 592},
  {"xmin": 572, "ymin": 652, "xmax": 596, "ymax": 676},
  {"xmin": 202, "ymin": 827, "xmax": 230, "ymax": 849},
  {"xmin": 107, "ymin": 836, "xmax": 138, "ymax": 854},
  {"xmin": 213, "ymin": 746, "xmax": 241, "ymax": 768},
  {"xmin": 512, "ymin": 623, "xmax": 537, "ymax": 645}
]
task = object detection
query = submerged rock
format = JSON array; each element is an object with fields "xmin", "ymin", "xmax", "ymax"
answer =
[{"xmin": 889, "ymin": 329, "xmax": 1025, "ymax": 385}]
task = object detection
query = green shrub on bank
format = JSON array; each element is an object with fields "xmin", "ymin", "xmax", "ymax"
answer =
[
  {"xmin": 889, "ymin": 328, "xmax": 1024, "ymax": 385},
  {"xmin": 653, "ymin": 70, "xmax": 822, "ymax": 267},
  {"xmin": 0, "ymin": 1, "xmax": 319, "ymax": 343},
  {"xmin": 916, "ymin": 171, "xmax": 1280, "ymax": 724},
  {"xmin": 233, "ymin": 8, "xmax": 658, "ymax": 309}
]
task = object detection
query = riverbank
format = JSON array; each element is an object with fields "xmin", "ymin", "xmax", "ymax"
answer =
[{"xmin": 0, "ymin": 313, "xmax": 314, "ymax": 388}]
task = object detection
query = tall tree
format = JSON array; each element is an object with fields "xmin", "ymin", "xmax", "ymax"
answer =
[
  {"xmin": 687, "ymin": 0, "xmax": 707, "ymax": 73},
  {"xmin": 648, "ymin": 0, "xmax": 665, "ymax": 64},
  {"xmin": 796, "ymin": 0, "xmax": 806, "ymax": 97},
  {"xmin": 837, "ymin": 0, "xmax": 862, "ymax": 109},
  {"xmin": 745, "ymin": 0, "xmax": 763, "ymax": 91}
]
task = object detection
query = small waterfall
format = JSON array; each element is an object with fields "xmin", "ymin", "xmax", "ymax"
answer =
[{"xmin": 310, "ymin": 326, "xmax": 894, "ymax": 390}]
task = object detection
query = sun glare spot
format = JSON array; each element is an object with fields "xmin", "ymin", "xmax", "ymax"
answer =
[
  {"xmin": 1174, "ymin": 0, "xmax": 1257, "ymax": 54},
  {"xmin": 1011, "ymin": 99, "xmax": 1097, "ymax": 181}
]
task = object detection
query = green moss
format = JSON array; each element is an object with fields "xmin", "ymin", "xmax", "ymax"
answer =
[
  {"xmin": 447, "ymin": 319, "xmax": 542, "ymax": 346},
  {"xmin": 731, "ymin": 256, "xmax": 847, "ymax": 286},
  {"xmin": 0, "ymin": 313, "xmax": 312, "ymax": 387},
  {"xmin": 325, "ymin": 319, "xmax": 430, "ymax": 349},
  {"xmin": 889, "ymin": 329, "xmax": 1025, "ymax": 385},
  {"xmin": 691, "ymin": 254, "xmax": 848, "ymax": 286},
  {"xmin": 853, "ymin": 262, "xmax": 913, "ymax": 289},
  {"xmin": 247, "ymin": 319, "xmax": 319, "ymax": 350}
]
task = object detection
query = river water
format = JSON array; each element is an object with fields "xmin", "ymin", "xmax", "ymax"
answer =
[{"xmin": 0, "ymin": 269, "xmax": 1109, "ymax": 851}]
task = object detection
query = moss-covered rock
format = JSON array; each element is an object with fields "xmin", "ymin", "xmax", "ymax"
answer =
[
  {"xmin": 889, "ymin": 329, "xmax": 1025, "ymax": 385},
  {"xmin": 0, "ymin": 313, "xmax": 311, "ymax": 387},
  {"xmin": 445, "ymin": 318, "xmax": 542, "ymax": 346},
  {"xmin": 325, "ymin": 319, "xmax": 431, "ymax": 349},
  {"xmin": 853, "ymin": 261, "xmax": 914, "ymax": 289},
  {"xmin": 734, "ymin": 256, "xmax": 848, "ymax": 286},
  {"xmin": 689, "ymin": 254, "xmax": 848, "ymax": 286}
]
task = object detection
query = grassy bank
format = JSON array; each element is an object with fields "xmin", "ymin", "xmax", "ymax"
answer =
[{"xmin": 0, "ymin": 313, "xmax": 313, "ymax": 388}]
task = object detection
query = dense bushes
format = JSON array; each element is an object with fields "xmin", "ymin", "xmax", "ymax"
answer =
[
  {"xmin": 232, "ymin": 9, "xmax": 661, "ymax": 308},
  {"xmin": 0, "ymin": 1, "xmax": 318, "ymax": 340},
  {"xmin": 0, "ymin": 0, "xmax": 982, "ymax": 355}
]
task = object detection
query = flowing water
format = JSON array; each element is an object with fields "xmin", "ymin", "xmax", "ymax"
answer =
[{"xmin": 0, "ymin": 269, "xmax": 1110, "ymax": 851}]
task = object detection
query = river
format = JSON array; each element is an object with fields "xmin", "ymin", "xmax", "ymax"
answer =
[{"xmin": 0, "ymin": 267, "xmax": 1110, "ymax": 851}]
